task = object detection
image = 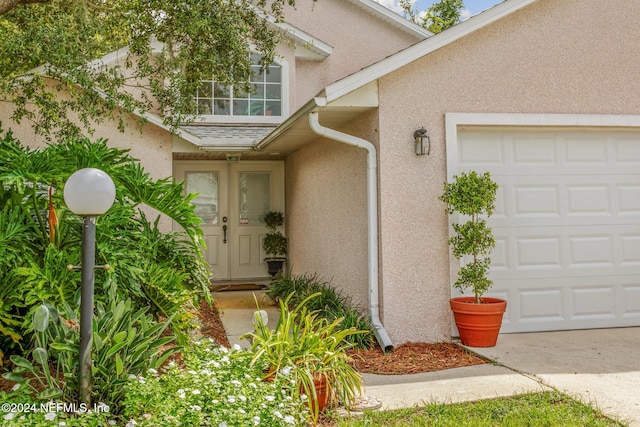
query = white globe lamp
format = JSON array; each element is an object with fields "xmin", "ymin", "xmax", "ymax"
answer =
[{"xmin": 63, "ymin": 168, "xmax": 116, "ymax": 216}]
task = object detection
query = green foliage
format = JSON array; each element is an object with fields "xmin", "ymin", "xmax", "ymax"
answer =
[
  {"xmin": 441, "ymin": 171, "xmax": 498, "ymax": 217},
  {"xmin": 0, "ymin": 131, "xmax": 210, "ymax": 352},
  {"xmin": 266, "ymin": 274, "xmax": 375, "ymax": 349},
  {"xmin": 122, "ymin": 341, "xmax": 308, "ymax": 426},
  {"xmin": 0, "ymin": 342, "xmax": 308, "ymax": 426},
  {"xmin": 0, "ymin": 0, "xmax": 310, "ymax": 140},
  {"xmin": 4, "ymin": 298, "xmax": 179, "ymax": 413},
  {"xmin": 440, "ymin": 171, "xmax": 498, "ymax": 302},
  {"xmin": 0, "ymin": 382, "xmax": 113, "ymax": 426},
  {"xmin": 262, "ymin": 232, "xmax": 288, "ymax": 257},
  {"xmin": 399, "ymin": 0, "xmax": 465, "ymax": 33},
  {"xmin": 327, "ymin": 391, "xmax": 624, "ymax": 427},
  {"xmin": 424, "ymin": 0, "xmax": 465, "ymax": 34},
  {"xmin": 243, "ymin": 292, "xmax": 365, "ymax": 424},
  {"xmin": 262, "ymin": 210, "xmax": 288, "ymax": 257}
]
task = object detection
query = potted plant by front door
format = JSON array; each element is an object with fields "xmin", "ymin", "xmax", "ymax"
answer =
[
  {"xmin": 262, "ymin": 211, "xmax": 287, "ymax": 277},
  {"xmin": 440, "ymin": 171, "xmax": 506, "ymax": 347}
]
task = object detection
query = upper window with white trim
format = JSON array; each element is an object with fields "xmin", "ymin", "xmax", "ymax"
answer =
[{"xmin": 193, "ymin": 53, "xmax": 282, "ymax": 119}]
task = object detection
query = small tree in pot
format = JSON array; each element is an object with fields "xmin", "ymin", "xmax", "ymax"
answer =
[
  {"xmin": 262, "ymin": 211, "xmax": 287, "ymax": 277},
  {"xmin": 440, "ymin": 171, "xmax": 506, "ymax": 347}
]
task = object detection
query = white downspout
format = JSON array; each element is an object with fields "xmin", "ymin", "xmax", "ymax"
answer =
[{"xmin": 308, "ymin": 111, "xmax": 393, "ymax": 352}]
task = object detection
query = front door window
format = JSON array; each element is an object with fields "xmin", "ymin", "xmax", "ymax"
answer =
[
  {"xmin": 239, "ymin": 172, "xmax": 270, "ymax": 225},
  {"xmin": 186, "ymin": 172, "xmax": 219, "ymax": 225}
]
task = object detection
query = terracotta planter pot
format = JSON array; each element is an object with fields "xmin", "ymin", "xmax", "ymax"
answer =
[
  {"xmin": 307, "ymin": 374, "xmax": 332, "ymax": 415},
  {"xmin": 450, "ymin": 297, "xmax": 507, "ymax": 347},
  {"xmin": 263, "ymin": 371, "xmax": 332, "ymax": 415}
]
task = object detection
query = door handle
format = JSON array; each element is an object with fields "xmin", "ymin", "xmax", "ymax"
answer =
[{"xmin": 222, "ymin": 216, "xmax": 228, "ymax": 244}]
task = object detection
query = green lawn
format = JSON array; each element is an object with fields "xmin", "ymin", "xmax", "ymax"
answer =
[{"xmin": 328, "ymin": 391, "xmax": 627, "ymax": 427}]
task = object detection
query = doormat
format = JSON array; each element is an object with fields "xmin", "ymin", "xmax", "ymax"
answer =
[{"xmin": 210, "ymin": 283, "xmax": 268, "ymax": 292}]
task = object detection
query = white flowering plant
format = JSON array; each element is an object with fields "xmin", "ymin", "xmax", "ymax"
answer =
[
  {"xmin": 122, "ymin": 340, "xmax": 308, "ymax": 426},
  {"xmin": 0, "ymin": 382, "xmax": 113, "ymax": 427},
  {"xmin": 1, "ymin": 340, "xmax": 307, "ymax": 426}
]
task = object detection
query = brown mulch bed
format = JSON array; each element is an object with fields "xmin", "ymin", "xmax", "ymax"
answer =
[
  {"xmin": 348, "ymin": 342, "xmax": 486, "ymax": 375},
  {"xmin": 199, "ymin": 302, "xmax": 487, "ymax": 375},
  {"xmin": 198, "ymin": 299, "xmax": 231, "ymax": 348}
]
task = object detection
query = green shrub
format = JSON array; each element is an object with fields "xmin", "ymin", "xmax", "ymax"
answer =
[
  {"xmin": 266, "ymin": 274, "xmax": 375, "ymax": 349},
  {"xmin": 243, "ymin": 293, "xmax": 365, "ymax": 424},
  {"xmin": 440, "ymin": 171, "xmax": 498, "ymax": 302},
  {"xmin": 5, "ymin": 296, "xmax": 179, "ymax": 413},
  {"xmin": 262, "ymin": 211, "xmax": 287, "ymax": 257},
  {"xmin": 0, "ymin": 132, "xmax": 210, "ymax": 352}
]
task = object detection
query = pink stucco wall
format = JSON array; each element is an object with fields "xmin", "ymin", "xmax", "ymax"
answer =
[
  {"xmin": 1, "ymin": 104, "xmax": 172, "ymax": 176},
  {"xmin": 285, "ymin": 110, "xmax": 380, "ymax": 309},
  {"xmin": 284, "ymin": 0, "xmax": 424, "ymax": 108},
  {"xmin": 375, "ymin": 0, "xmax": 640, "ymax": 343}
]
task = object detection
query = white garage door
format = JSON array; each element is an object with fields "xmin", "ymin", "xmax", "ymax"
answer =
[{"xmin": 452, "ymin": 127, "xmax": 640, "ymax": 333}]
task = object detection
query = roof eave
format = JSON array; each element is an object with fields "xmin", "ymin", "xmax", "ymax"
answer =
[
  {"xmin": 325, "ymin": 0, "xmax": 537, "ymax": 103},
  {"xmin": 347, "ymin": 0, "xmax": 432, "ymax": 39}
]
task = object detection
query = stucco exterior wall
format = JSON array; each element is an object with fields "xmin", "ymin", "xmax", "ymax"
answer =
[
  {"xmin": 285, "ymin": 110, "xmax": 380, "ymax": 309},
  {"xmin": 375, "ymin": 0, "xmax": 640, "ymax": 343},
  {"xmin": 284, "ymin": 0, "xmax": 423, "ymax": 108}
]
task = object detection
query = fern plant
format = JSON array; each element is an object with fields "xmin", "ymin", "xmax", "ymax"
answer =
[{"xmin": 0, "ymin": 130, "xmax": 210, "ymax": 354}]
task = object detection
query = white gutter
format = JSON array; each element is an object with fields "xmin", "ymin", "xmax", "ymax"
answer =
[{"xmin": 308, "ymin": 111, "xmax": 393, "ymax": 353}]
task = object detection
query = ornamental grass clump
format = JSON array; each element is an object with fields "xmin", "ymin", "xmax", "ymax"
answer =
[
  {"xmin": 243, "ymin": 292, "xmax": 366, "ymax": 425},
  {"xmin": 266, "ymin": 274, "xmax": 375, "ymax": 349}
]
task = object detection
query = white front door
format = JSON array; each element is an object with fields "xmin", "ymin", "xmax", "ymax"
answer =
[{"xmin": 174, "ymin": 161, "xmax": 284, "ymax": 280}]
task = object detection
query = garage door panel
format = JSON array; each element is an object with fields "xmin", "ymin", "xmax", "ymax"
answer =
[
  {"xmin": 569, "ymin": 235, "xmax": 614, "ymax": 267},
  {"xmin": 622, "ymin": 285, "xmax": 640, "ymax": 315},
  {"xmin": 571, "ymin": 286, "xmax": 616, "ymax": 319},
  {"xmin": 620, "ymin": 185, "xmax": 640, "ymax": 213},
  {"xmin": 567, "ymin": 185, "xmax": 610, "ymax": 215},
  {"xmin": 492, "ymin": 226, "xmax": 640, "ymax": 276},
  {"xmin": 616, "ymin": 139, "xmax": 640, "ymax": 163},
  {"xmin": 621, "ymin": 235, "xmax": 640, "ymax": 266},
  {"xmin": 459, "ymin": 129, "xmax": 640, "ymax": 175},
  {"xmin": 495, "ymin": 177, "xmax": 640, "ymax": 221},
  {"xmin": 489, "ymin": 277, "xmax": 640, "ymax": 333},
  {"xmin": 454, "ymin": 127, "xmax": 640, "ymax": 333},
  {"xmin": 518, "ymin": 287, "xmax": 564, "ymax": 322},
  {"xmin": 565, "ymin": 137, "xmax": 609, "ymax": 165}
]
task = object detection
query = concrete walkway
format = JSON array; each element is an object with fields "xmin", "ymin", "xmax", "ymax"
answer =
[
  {"xmin": 213, "ymin": 290, "xmax": 637, "ymax": 426},
  {"xmin": 471, "ymin": 328, "xmax": 640, "ymax": 427}
]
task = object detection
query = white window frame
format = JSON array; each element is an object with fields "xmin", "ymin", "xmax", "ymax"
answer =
[{"xmin": 192, "ymin": 55, "xmax": 289, "ymax": 125}]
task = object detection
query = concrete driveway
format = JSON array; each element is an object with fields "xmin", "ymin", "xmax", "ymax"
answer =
[{"xmin": 470, "ymin": 328, "xmax": 640, "ymax": 426}]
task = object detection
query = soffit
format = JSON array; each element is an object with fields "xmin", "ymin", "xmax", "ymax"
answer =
[{"xmin": 254, "ymin": 80, "xmax": 379, "ymax": 156}]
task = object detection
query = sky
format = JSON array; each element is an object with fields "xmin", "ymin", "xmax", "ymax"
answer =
[{"xmin": 375, "ymin": 0, "xmax": 503, "ymax": 21}]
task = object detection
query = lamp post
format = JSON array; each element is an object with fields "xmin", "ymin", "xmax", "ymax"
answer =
[{"xmin": 63, "ymin": 168, "xmax": 116, "ymax": 406}]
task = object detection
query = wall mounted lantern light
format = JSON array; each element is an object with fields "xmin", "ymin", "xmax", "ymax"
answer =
[
  {"xmin": 63, "ymin": 168, "xmax": 116, "ymax": 406},
  {"xmin": 413, "ymin": 127, "xmax": 431, "ymax": 155}
]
